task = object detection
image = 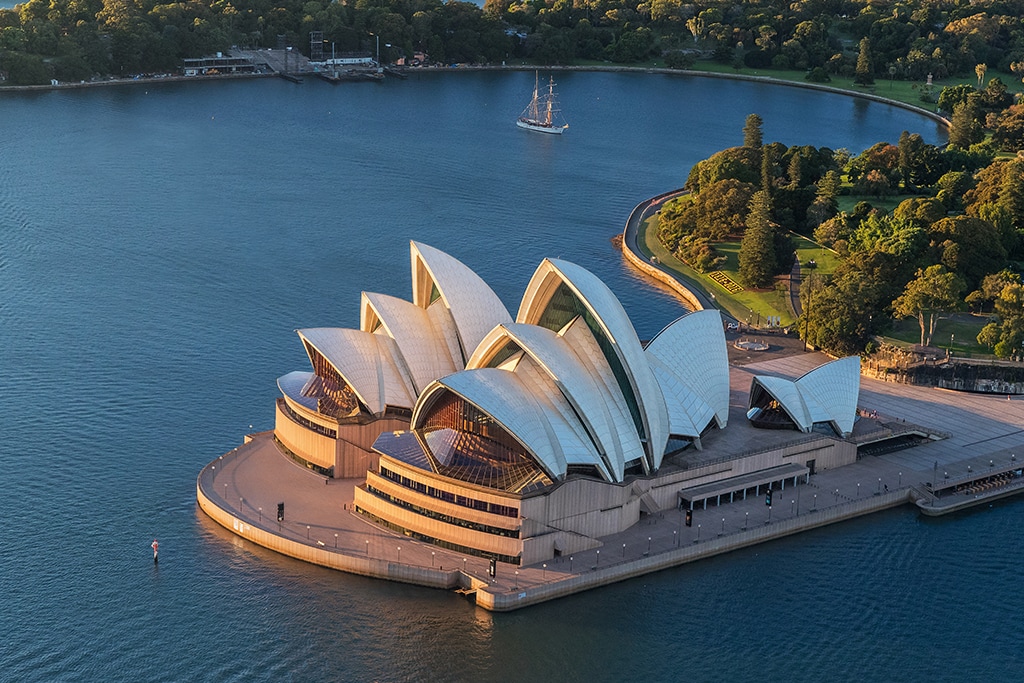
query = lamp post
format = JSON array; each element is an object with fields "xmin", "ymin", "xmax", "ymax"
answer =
[
  {"xmin": 696, "ymin": 524, "xmax": 701, "ymax": 542},
  {"xmin": 258, "ymin": 506, "xmax": 262, "ymax": 522},
  {"xmin": 622, "ymin": 543, "xmax": 626, "ymax": 557},
  {"xmin": 334, "ymin": 533, "xmax": 338, "ymax": 548},
  {"xmin": 515, "ymin": 570, "xmax": 519, "ymax": 588},
  {"xmin": 647, "ymin": 536, "xmax": 652, "ymax": 553},
  {"xmin": 369, "ymin": 32, "xmax": 380, "ymax": 66},
  {"xmin": 397, "ymin": 546, "xmax": 401, "ymax": 563},
  {"xmin": 720, "ymin": 518, "xmax": 725, "ymax": 536},
  {"xmin": 542, "ymin": 563, "xmax": 547, "ymax": 580},
  {"xmin": 596, "ymin": 550, "xmax": 600, "ymax": 567},
  {"xmin": 877, "ymin": 477, "xmax": 882, "ymax": 494},
  {"xmin": 306, "ymin": 525, "xmax": 310, "ymax": 539},
  {"xmin": 899, "ymin": 472, "xmax": 902, "ymax": 487},
  {"xmin": 673, "ymin": 529, "xmax": 678, "ymax": 546},
  {"xmin": 431, "ymin": 551, "xmax": 435, "ymax": 567},
  {"xmin": 745, "ymin": 511, "xmax": 749, "ymax": 530},
  {"xmin": 365, "ymin": 539, "xmax": 369, "ymax": 555},
  {"xmin": 569, "ymin": 555, "xmax": 573, "ymax": 571}
]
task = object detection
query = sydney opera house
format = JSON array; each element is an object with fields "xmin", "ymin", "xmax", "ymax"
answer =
[{"xmin": 272, "ymin": 242, "xmax": 861, "ymax": 566}]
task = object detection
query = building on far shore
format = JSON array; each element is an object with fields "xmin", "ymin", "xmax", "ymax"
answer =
[
  {"xmin": 183, "ymin": 52, "xmax": 258, "ymax": 76},
  {"xmin": 268, "ymin": 242, "xmax": 864, "ymax": 566}
]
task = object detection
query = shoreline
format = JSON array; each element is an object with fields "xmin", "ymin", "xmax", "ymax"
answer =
[{"xmin": 0, "ymin": 63, "xmax": 952, "ymax": 128}]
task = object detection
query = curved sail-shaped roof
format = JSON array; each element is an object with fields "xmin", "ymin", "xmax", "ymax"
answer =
[
  {"xmin": 410, "ymin": 241, "xmax": 512, "ymax": 364},
  {"xmin": 413, "ymin": 368, "xmax": 571, "ymax": 481},
  {"xmin": 517, "ymin": 258, "xmax": 669, "ymax": 472},
  {"xmin": 645, "ymin": 310, "xmax": 730, "ymax": 437},
  {"xmin": 749, "ymin": 356, "xmax": 860, "ymax": 436},
  {"xmin": 297, "ymin": 327, "xmax": 416, "ymax": 414},
  {"xmin": 469, "ymin": 323, "xmax": 642, "ymax": 481},
  {"xmin": 360, "ymin": 291, "xmax": 459, "ymax": 394},
  {"xmin": 795, "ymin": 356, "xmax": 860, "ymax": 436}
]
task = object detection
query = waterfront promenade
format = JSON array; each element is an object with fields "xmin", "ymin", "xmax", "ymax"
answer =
[{"xmin": 198, "ymin": 351, "xmax": 1024, "ymax": 611}]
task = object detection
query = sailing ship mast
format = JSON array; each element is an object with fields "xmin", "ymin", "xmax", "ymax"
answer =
[{"xmin": 517, "ymin": 71, "xmax": 568, "ymax": 134}]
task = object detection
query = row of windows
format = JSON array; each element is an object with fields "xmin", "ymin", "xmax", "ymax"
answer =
[
  {"xmin": 355, "ymin": 506, "xmax": 522, "ymax": 566},
  {"xmin": 274, "ymin": 437, "xmax": 334, "ymax": 478},
  {"xmin": 379, "ymin": 466, "xmax": 519, "ymax": 518},
  {"xmin": 365, "ymin": 485, "xmax": 520, "ymax": 538},
  {"xmin": 280, "ymin": 398, "xmax": 337, "ymax": 439}
]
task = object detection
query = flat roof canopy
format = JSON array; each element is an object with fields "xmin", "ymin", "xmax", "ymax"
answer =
[{"xmin": 677, "ymin": 463, "xmax": 809, "ymax": 505}]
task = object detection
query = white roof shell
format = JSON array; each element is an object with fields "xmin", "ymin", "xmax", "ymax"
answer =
[
  {"xmin": 517, "ymin": 258, "xmax": 669, "ymax": 472},
  {"xmin": 410, "ymin": 241, "xmax": 512, "ymax": 364},
  {"xmin": 360, "ymin": 291, "xmax": 459, "ymax": 394},
  {"xmin": 297, "ymin": 327, "xmax": 416, "ymax": 413},
  {"xmin": 645, "ymin": 310, "xmax": 731, "ymax": 443},
  {"xmin": 749, "ymin": 356, "xmax": 861, "ymax": 436},
  {"xmin": 413, "ymin": 368, "xmax": 572, "ymax": 481},
  {"xmin": 468, "ymin": 322, "xmax": 645, "ymax": 481}
]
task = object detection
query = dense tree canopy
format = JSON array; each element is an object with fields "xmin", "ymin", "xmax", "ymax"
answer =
[{"xmin": 2, "ymin": 0, "xmax": 1024, "ymax": 89}]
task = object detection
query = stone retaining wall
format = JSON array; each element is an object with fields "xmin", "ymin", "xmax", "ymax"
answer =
[{"xmin": 476, "ymin": 488, "xmax": 911, "ymax": 611}]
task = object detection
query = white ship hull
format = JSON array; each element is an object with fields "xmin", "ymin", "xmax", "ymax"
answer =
[{"xmin": 516, "ymin": 118, "xmax": 567, "ymax": 134}]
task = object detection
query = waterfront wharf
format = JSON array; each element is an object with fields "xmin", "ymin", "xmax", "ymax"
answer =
[{"xmin": 198, "ymin": 352, "xmax": 1024, "ymax": 611}]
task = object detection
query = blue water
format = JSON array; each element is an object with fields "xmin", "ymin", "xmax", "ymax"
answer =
[{"xmin": 4, "ymin": 72, "xmax": 1012, "ymax": 683}]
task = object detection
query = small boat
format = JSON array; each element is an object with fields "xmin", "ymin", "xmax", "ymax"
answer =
[{"xmin": 516, "ymin": 72, "xmax": 568, "ymax": 134}]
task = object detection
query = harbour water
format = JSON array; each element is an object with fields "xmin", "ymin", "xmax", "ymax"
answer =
[{"xmin": 4, "ymin": 72, "xmax": 1019, "ymax": 682}]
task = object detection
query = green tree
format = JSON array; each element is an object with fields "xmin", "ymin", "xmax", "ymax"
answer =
[
  {"xmin": 738, "ymin": 190, "xmax": 777, "ymax": 288},
  {"xmin": 684, "ymin": 146, "xmax": 759, "ymax": 193},
  {"xmin": 976, "ymin": 276, "xmax": 1024, "ymax": 358},
  {"xmin": 800, "ymin": 270, "xmax": 879, "ymax": 355},
  {"xmin": 966, "ymin": 270, "xmax": 1019, "ymax": 313},
  {"xmin": 964, "ymin": 157, "xmax": 1024, "ymax": 259},
  {"xmin": 948, "ymin": 97, "xmax": 984, "ymax": 149},
  {"xmin": 743, "ymin": 113, "xmax": 763, "ymax": 149},
  {"xmin": 937, "ymin": 84, "xmax": 976, "ymax": 114},
  {"xmin": 892, "ymin": 265, "xmax": 964, "ymax": 347},
  {"xmin": 854, "ymin": 37, "xmax": 873, "ymax": 85},
  {"xmin": 692, "ymin": 178, "xmax": 756, "ymax": 239},
  {"xmin": 927, "ymin": 215, "xmax": 1007, "ymax": 291}
]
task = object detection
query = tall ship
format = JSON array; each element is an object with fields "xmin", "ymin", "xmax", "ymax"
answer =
[{"xmin": 516, "ymin": 72, "xmax": 569, "ymax": 134}]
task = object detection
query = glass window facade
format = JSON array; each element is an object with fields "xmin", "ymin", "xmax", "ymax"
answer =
[
  {"xmin": 302, "ymin": 340, "xmax": 364, "ymax": 418},
  {"xmin": 483, "ymin": 340, "xmax": 523, "ymax": 369},
  {"xmin": 416, "ymin": 390, "xmax": 552, "ymax": 492},
  {"xmin": 279, "ymin": 398, "xmax": 338, "ymax": 439},
  {"xmin": 365, "ymin": 484, "xmax": 520, "ymax": 538},
  {"xmin": 355, "ymin": 506, "xmax": 521, "ymax": 565},
  {"xmin": 535, "ymin": 281, "xmax": 647, "ymax": 443},
  {"xmin": 380, "ymin": 465, "xmax": 520, "ymax": 518}
]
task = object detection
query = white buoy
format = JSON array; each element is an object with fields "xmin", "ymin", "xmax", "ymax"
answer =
[{"xmin": 151, "ymin": 539, "xmax": 159, "ymax": 563}]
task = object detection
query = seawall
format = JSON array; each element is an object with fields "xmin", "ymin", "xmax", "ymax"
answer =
[{"xmin": 476, "ymin": 489, "xmax": 910, "ymax": 610}]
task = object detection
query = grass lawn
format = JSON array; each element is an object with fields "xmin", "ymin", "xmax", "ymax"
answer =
[
  {"xmin": 836, "ymin": 194, "xmax": 906, "ymax": 214},
  {"xmin": 880, "ymin": 314, "xmax": 993, "ymax": 357},
  {"xmin": 639, "ymin": 217, "xmax": 838, "ymax": 327},
  {"xmin": 791, "ymin": 234, "xmax": 839, "ymax": 274},
  {"xmin": 710, "ymin": 241, "xmax": 793, "ymax": 325},
  {"xmin": 674, "ymin": 60, "xmax": 1023, "ymax": 112}
]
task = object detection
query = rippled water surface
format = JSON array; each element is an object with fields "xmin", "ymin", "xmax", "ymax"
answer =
[{"xmin": 5, "ymin": 72, "xmax": 1017, "ymax": 682}]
